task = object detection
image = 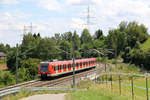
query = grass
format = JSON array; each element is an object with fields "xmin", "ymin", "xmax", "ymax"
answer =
[
  {"xmin": 142, "ymin": 38, "xmax": 150, "ymax": 51},
  {"xmin": 110, "ymin": 63, "xmax": 142, "ymax": 74},
  {"xmin": 96, "ymin": 78, "xmax": 149, "ymax": 100},
  {"xmin": 97, "ymin": 71, "xmax": 150, "ymax": 100},
  {"xmin": 2, "ymin": 88, "xmax": 72, "ymax": 100},
  {"xmin": 66, "ymin": 80, "xmax": 130, "ymax": 100}
]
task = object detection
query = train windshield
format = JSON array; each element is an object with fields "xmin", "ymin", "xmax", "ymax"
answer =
[{"xmin": 40, "ymin": 63, "xmax": 49, "ymax": 72}]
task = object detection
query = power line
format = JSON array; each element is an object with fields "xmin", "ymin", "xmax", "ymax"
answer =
[{"xmin": 81, "ymin": 5, "xmax": 96, "ymax": 31}]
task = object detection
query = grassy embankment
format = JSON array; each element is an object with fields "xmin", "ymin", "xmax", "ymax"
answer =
[
  {"xmin": 66, "ymin": 63, "xmax": 149, "ymax": 100},
  {"xmin": 142, "ymin": 38, "xmax": 150, "ymax": 51}
]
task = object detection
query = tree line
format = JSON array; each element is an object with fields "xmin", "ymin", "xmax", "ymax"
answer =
[{"xmin": 0, "ymin": 20, "xmax": 150, "ymax": 86}]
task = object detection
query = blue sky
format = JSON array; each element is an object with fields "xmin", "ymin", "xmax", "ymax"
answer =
[{"xmin": 0, "ymin": 0, "xmax": 150, "ymax": 46}]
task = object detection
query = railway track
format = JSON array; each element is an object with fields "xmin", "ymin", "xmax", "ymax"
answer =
[{"xmin": 0, "ymin": 63, "xmax": 107, "ymax": 93}]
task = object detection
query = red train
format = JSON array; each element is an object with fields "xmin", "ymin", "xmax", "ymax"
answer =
[{"xmin": 39, "ymin": 58, "xmax": 97, "ymax": 79}]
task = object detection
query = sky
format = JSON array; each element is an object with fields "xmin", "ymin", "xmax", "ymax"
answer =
[{"xmin": 0, "ymin": 0, "xmax": 150, "ymax": 46}]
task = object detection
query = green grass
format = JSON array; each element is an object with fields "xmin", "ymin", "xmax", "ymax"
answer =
[
  {"xmin": 142, "ymin": 38, "xmax": 150, "ymax": 51},
  {"xmin": 110, "ymin": 63, "xmax": 141, "ymax": 74},
  {"xmin": 66, "ymin": 84, "xmax": 129, "ymax": 100},
  {"xmin": 66, "ymin": 80, "xmax": 129, "ymax": 100},
  {"xmin": 2, "ymin": 88, "xmax": 71, "ymax": 100},
  {"xmin": 97, "ymin": 73, "xmax": 150, "ymax": 100}
]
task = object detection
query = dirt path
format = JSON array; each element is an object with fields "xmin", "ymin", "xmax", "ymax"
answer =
[{"xmin": 20, "ymin": 93, "xmax": 67, "ymax": 100}]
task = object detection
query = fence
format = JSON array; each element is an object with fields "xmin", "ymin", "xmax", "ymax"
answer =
[{"xmin": 95, "ymin": 72, "xmax": 150, "ymax": 100}]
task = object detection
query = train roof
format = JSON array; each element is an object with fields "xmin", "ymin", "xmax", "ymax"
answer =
[{"xmin": 40, "ymin": 58, "xmax": 96, "ymax": 65}]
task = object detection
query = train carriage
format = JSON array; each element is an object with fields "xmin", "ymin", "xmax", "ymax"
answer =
[{"xmin": 39, "ymin": 58, "xmax": 97, "ymax": 79}]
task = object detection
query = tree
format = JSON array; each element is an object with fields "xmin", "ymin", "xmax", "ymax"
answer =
[
  {"xmin": 73, "ymin": 31, "xmax": 81, "ymax": 50},
  {"xmin": 94, "ymin": 29, "xmax": 104, "ymax": 40},
  {"xmin": 81, "ymin": 29, "xmax": 92, "ymax": 44},
  {"xmin": 36, "ymin": 37, "xmax": 58, "ymax": 60},
  {"xmin": 106, "ymin": 29, "xmax": 127, "ymax": 56},
  {"xmin": 52, "ymin": 33, "xmax": 61, "ymax": 45},
  {"xmin": 119, "ymin": 21, "xmax": 149, "ymax": 48},
  {"xmin": 20, "ymin": 58, "xmax": 41, "ymax": 80},
  {"xmin": 59, "ymin": 40, "xmax": 72, "ymax": 59},
  {"xmin": 61, "ymin": 32, "xmax": 72, "ymax": 42},
  {"xmin": 21, "ymin": 33, "xmax": 41, "ymax": 59}
]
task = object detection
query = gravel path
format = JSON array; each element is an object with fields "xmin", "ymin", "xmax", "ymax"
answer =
[{"xmin": 20, "ymin": 93, "xmax": 67, "ymax": 100}]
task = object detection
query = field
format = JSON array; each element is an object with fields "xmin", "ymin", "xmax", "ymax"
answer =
[{"xmin": 66, "ymin": 63, "xmax": 149, "ymax": 100}]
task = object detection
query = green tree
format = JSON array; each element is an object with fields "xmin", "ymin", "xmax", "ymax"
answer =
[
  {"xmin": 93, "ymin": 29, "xmax": 104, "ymax": 40},
  {"xmin": 21, "ymin": 33, "xmax": 41, "ymax": 59},
  {"xmin": 73, "ymin": 31, "xmax": 81, "ymax": 50},
  {"xmin": 20, "ymin": 58, "xmax": 41, "ymax": 80},
  {"xmin": 119, "ymin": 21, "xmax": 148, "ymax": 48},
  {"xmin": 59, "ymin": 40, "xmax": 72, "ymax": 59},
  {"xmin": 106, "ymin": 29, "xmax": 127, "ymax": 56},
  {"xmin": 81, "ymin": 29, "xmax": 92, "ymax": 44},
  {"xmin": 36, "ymin": 37, "xmax": 58, "ymax": 60},
  {"xmin": 61, "ymin": 32, "xmax": 72, "ymax": 42}
]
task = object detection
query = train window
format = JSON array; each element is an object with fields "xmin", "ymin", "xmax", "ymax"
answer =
[
  {"xmin": 80, "ymin": 62, "xmax": 81, "ymax": 66},
  {"xmin": 55, "ymin": 65, "xmax": 57, "ymax": 71},
  {"xmin": 61, "ymin": 64, "xmax": 63, "ymax": 70},
  {"xmin": 63, "ymin": 65, "xmax": 65, "ymax": 69},
  {"xmin": 68, "ymin": 64, "xmax": 70, "ymax": 69},
  {"xmin": 76, "ymin": 63, "xmax": 78, "ymax": 67},
  {"xmin": 66, "ymin": 64, "xmax": 68, "ymax": 69},
  {"xmin": 54, "ymin": 65, "xmax": 56, "ymax": 71},
  {"xmin": 59, "ymin": 65, "xmax": 61, "ymax": 70}
]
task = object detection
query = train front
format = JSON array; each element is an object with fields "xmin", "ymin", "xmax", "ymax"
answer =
[{"xmin": 39, "ymin": 62, "xmax": 50, "ymax": 79}]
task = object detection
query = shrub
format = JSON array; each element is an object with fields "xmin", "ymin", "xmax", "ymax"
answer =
[{"xmin": 0, "ymin": 71, "xmax": 15, "ymax": 87}]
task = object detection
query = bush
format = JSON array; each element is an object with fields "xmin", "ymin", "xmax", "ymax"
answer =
[
  {"xmin": 20, "ymin": 58, "xmax": 41, "ymax": 80},
  {"xmin": 0, "ymin": 71, "xmax": 15, "ymax": 87}
]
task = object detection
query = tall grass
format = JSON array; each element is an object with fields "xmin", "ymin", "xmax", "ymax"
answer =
[{"xmin": 66, "ymin": 80, "xmax": 129, "ymax": 100}]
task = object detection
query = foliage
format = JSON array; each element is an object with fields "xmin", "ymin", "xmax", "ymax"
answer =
[
  {"xmin": 0, "ymin": 71, "xmax": 15, "ymax": 87},
  {"xmin": 81, "ymin": 29, "xmax": 92, "ymax": 44},
  {"xmin": 20, "ymin": 58, "xmax": 41, "ymax": 80},
  {"xmin": 142, "ymin": 38, "xmax": 150, "ymax": 51}
]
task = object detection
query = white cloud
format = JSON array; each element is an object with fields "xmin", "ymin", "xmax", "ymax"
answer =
[
  {"xmin": 0, "ymin": 0, "xmax": 18, "ymax": 5},
  {"xmin": 70, "ymin": 0, "xmax": 150, "ymax": 34},
  {"xmin": 64, "ymin": 0, "xmax": 101, "ymax": 5},
  {"xmin": 71, "ymin": 18, "xmax": 86, "ymax": 29},
  {"xmin": 38, "ymin": 0, "xmax": 62, "ymax": 11},
  {"xmin": 0, "ymin": 12, "xmax": 31, "ymax": 46},
  {"xmin": 65, "ymin": 0, "xmax": 81, "ymax": 5}
]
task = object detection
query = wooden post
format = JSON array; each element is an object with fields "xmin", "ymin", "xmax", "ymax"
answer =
[
  {"xmin": 118, "ymin": 73, "xmax": 121, "ymax": 95},
  {"xmin": 111, "ymin": 72, "xmax": 113, "ymax": 91},
  {"xmin": 146, "ymin": 73, "xmax": 149, "ymax": 100},
  {"xmin": 131, "ymin": 74, "xmax": 134, "ymax": 100}
]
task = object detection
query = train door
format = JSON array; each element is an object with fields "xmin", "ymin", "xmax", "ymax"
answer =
[
  {"xmin": 80, "ymin": 62, "xmax": 82, "ymax": 68},
  {"xmin": 83, "ymin": 62, "xmax": 85, "ymax": 68},
  {"xmin": 58, "ymin": 64, "xmax": 61, "ymax": 73},
  {"xmin": 76, "ymin": 63, "xmax": 79, "ymax": 70},
  {"xmin": 68, "ymin": 63, "xmax": 71, "ymax": 71},
  {"xmin": 50, "ymin": 64, "xmax": 55, "ymax": 74},
  {"xmin": 53, "ymin": 64, "xmax": 56, "ymax": 74},
  {"xmin": 63, "ymin": 64, "xmax": 66, "ymax": 72},
  {"xmin": 86, "ymin": 61, "xmax": 88, "ymax": 67}
]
